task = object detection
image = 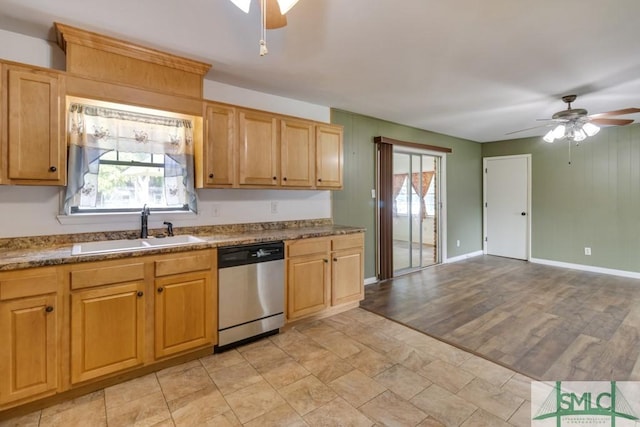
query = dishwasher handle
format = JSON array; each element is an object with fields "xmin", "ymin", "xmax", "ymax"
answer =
[{"xmin": 218, "ymin": 241, "xmax": 284, "ymax": 268}]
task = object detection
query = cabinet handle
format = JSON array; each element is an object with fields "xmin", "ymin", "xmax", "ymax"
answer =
[
  {"xmin": 273, "ymin": 176, "xmax": 277, "ymax": 180},
  {"xmin": 283, "ymin": 177, "xmax": 287, "ymax": 181},
  {"xmin": 317, "ymin": 178, "xmax": 322, "ymax": 182},
  {"xmin": 137, "ymin": 291, "xmax": 144, "ymax": 297},
  {"xmin": 333, "ymin": 258, "xmax": 338, "ymax": 262},
  {"xmin": 209, "ymin": 173, "xmax": 214, "ymax": 179},
  {"xmin": 157, "ymin": 287, "xmax": 164, "ymax": 293},
  {"xmin": 49, "ymin": 166, "xmax": 57, "ymax": 172},
  {"xmin": 45, "ymin": 306, "xmax": 54, "ymax": 313},
  {"xmin": 324, "ymin": 259, "xmax": 328, "ymax": 263}
]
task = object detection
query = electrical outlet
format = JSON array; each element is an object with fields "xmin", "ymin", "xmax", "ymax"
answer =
[
  {"xmin": 270, "ymin": 201, "xmax": 278, "ymax": 214},
  {"xmin": 584, "ymin": 247, "xmax": 591, "ymax": 256},
  {"xmin": 456, "ymin": 240, "xmax": 460, "ymax": 247},
  {"xmin": 211, "ymin": 204, "xmax": 220, "ymax": 217}
]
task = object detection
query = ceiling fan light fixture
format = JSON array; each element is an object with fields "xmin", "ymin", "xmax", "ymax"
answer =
[
  {"xmin": 229, "ymin": 0, "xmax": 252, "ymax": 13},
  {"xmin": 583, "ymin": 122, "xmax": 600, "ymax": 137},
  {"xmin": 552, "ymin": 124, "xmax": 566, "ymax": 140},
  {"xmin": 276, "ymin": 0, "xmax": 300, "ymax": 14},
  {"xmin": 573, "ymin": 128, "xmax": 587, "ymax": 142},
  {"xmin": 543, "ymin": 129, "xmax": 556, "ymax": 143}
]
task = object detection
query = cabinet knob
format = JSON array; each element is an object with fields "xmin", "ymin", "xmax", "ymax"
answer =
[
  {"xmin": 209, "ymin": 173, "xmax": 214, "ymax": 179},
  {"xmin": 137, "ymin": 291, "xmax": 144, "ymax": 297},
  {"xmin": 49, "ymin": 166, "xmax": 57, "ymax": 172},
  {"xmin": 324, "ymin": 259, "xmax": 328, "ymax": 263},
  {"xmin": 157, "ymin": 287, "xmax": 164, "ymax": 293},
  {"xmin": 283, "ymin": 177, "xmax": 287, "ymax": 181},
  {"xmin": 45, "ymin": 306, "xmax": 54, "ymax": 313},
  {"xmin": 333, "ymin": 258, "xmax": 338, "ymax": 262},
  {"xmin": 317, "ymin": 178, "xmax": 322, "ymax": 182},
  {"xmin": 273, "ymin": 176, "xmax": 277, "ymax": 180}
]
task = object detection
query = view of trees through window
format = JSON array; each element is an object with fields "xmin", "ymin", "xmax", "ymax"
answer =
[{"xmin": 73, "ymin": 151, "xmax": 187, "ymax": 212}]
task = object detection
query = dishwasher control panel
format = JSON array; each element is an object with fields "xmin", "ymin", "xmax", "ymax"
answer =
[{"xmin": 218, "ymin": 241, "xmax": 284, "ymax": 268}]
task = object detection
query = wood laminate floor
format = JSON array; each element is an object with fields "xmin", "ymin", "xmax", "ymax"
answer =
[{"xmin": 361, "ymin": 255, "xmax": 640, "ymax": 381}]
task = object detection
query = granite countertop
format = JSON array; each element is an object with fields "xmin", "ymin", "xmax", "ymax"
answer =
[{"xmin": 0, "ymin": 222, "xmax": 365, "ymax": 271}]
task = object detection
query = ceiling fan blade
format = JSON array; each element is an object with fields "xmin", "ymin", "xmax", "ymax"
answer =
[
  {"xmin": 590, "ymin": 118, "xmax": 634, "ymax": 126},
  {"xmin": 505, "ymin": 124, "xmax": 554, "ymax": 136},
  {"xmin": 589, "ymin": 108, "xmax": 640, "ymax": 118},
  {"xmin": 264, "ymin": 0, "xmax": 287, "ymax": 29}
]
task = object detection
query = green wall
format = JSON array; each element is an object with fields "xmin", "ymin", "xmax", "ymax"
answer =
[
  {"xmin": 330, "ymin": 109, "xmax": 483, "ymax": 279},
  {"xmin": 482, "ymin": 124, "xmax": 640, "ymax": 272}
]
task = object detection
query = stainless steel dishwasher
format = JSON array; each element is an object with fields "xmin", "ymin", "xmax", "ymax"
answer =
[{"xmin": 216, "ymin": 241, "xmax": 285, "ymax": 351}]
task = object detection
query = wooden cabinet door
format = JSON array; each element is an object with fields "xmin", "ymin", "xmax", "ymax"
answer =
[
  {"xmin": 238, "ymin": 109, "xmax": 279, "ymax": 186},
  {"xmin": 6, "ymin": 66, "xmax": 64, "ymax": 185},
  {"xmin": 155, "ymin": 271, "xmax": 212, "ymax": 358},
  {"xmin": 0, "ymin": 294, "xmax": 58, "ymax": 404},
  {"xmin": 315, "ymin": 124, "xmax": 343, "ymax": 189},
  {"xmin": 281, "ymin": 118, "xmax": 314, "ymax": 188},
  {"xmin": 287, "ymin": 254, "xmax": 330, "ymax": 320},
  {"xmin": 70, "ymin": 282, "xmax": 145, "ymax": 384},
  {"xmin": 203, "ymin": 103, "xmax": 235, "ymax": 187},
  {"xmin": 331, "ymin": 248, "xmax": 364, "ymax": 306}
]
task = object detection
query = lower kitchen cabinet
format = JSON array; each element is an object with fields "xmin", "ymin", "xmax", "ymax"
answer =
[
  {"xmin": 70, "ymin": 282, "xmax": 145, "ymax": 384},
  {"xmin": 285, "ymin": 233, "xmax": 364, "ymax": 322},
  {"xmin": 331, "ymin": 234, "xmax": 365, "ymax": 306},
  {"xmin": 0, "ymin": 267, "xmax": 60, "ymax": 406},
  {"xmin": 286, "ymin": 249, "xmax": 330, "ymax": 320},
  {"xmin": 155, "ymin": 271, "xmax": 213, "ymax": 358}
]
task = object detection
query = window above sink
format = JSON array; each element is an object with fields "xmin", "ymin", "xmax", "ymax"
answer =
[{"xmin": 62, "ymin": 97, "xmax": 200, "ymax": 217}]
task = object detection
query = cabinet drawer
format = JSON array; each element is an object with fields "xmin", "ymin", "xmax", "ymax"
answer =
[
  {"xmin": 0, "ymin": 268, "xmax": 58, "ymax": 300},
  {"xmin": 71, "ymin": 262, "xmax": 145, "ymax": 290},
  {"xmin": 332, "ymin": 234, "xmax": 364, "ymax": 251},
  {"xmin": 155, "ymin": 251, "xmax": 213, "ymax": 277},
  {"xmin": 287, "ymin": 238, "xmax": 330, "ymax": 258}
]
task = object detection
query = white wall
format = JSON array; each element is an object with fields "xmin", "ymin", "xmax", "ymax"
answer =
[{"xmin": 0, "ymin": 30, "xmax": 333, "ymax": 238}]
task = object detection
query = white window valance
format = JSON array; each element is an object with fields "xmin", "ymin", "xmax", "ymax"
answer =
[{"xmin": 68, "ymin": 103, "xmax": 194, "ymax": 156}]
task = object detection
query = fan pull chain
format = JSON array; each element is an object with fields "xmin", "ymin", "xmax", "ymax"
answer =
[
  {"xmin": 259, "ymin": 0, "xmax": 268, "ymax": 56},
  {"xmin": 568, "ymin": 141, "xmax": 572, "ymax": 165}
]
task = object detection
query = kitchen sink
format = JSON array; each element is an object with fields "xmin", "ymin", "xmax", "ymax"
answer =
[{"xmin": 71, "ymin": 235, "xmax": 206, "ymax": 256}]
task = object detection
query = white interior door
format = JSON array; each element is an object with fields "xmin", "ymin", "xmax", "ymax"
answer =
[{"xmin": 483, "ymin": 155, "xmax": 530, "ymax": 260}]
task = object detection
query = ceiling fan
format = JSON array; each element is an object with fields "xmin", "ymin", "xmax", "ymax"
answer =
[
  {"xmin": 508, "ymin": 95, "xmax": 640, "ymax": 143},
  {"xmin": 229, "ymin": 0, "xmax": 299, "ymax": 29}
]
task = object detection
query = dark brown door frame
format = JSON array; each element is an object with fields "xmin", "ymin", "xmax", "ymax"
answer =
[{"xmin": 374, "ymin": 136, "xmax": 451, "ymax": 281}]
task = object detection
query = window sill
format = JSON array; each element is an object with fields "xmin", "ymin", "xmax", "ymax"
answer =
[{"xmin": 57, "ymin": 210, "xmax": 197, "ymax": 225}]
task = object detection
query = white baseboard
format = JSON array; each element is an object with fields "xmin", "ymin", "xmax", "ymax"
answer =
[
  {"xmin": 364, "ymin": 277, "xmax": 378, "ymax": 286},
  {"xmin": 530, "ymin": 257, "xmax": 640, "ymax": 280},
  {"xmin": 444, "ymin": 250, "xmax": 484, "ymax": 264}
]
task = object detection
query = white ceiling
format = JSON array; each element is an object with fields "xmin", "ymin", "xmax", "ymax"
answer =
[{"xmin": 1, "ymin": 0, "xmax": 640, "ymax": 142}]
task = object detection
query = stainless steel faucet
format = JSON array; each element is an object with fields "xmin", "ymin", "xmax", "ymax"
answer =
[{"xmin": 140, "ymin": 204, "xmax": 150, "ymax": 238}]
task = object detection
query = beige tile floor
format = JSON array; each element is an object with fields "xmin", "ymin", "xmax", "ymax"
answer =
[{"xmin": 1, "ymin": 308, "xmax": 534, "ymax": 427}]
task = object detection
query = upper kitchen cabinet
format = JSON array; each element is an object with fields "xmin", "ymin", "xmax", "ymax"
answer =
[
  {"xmin": 55, "ymin": 23, "xmax": 211, "ymax": 100},
  {"xmin": 238, "ymin": 109, "xmax": 279, "ymax": 187},
  {"xmin": 281, "ymin": 118, "xmax": 315, "ymax": 188},
  {"xmin": 316, "ymin": 124, "xmax": 344, "ymax": 189},
  {"xmin": 199, "ymin": 102, "xmax": 236, "ymax": 188},
  {"xmin": 1, "ymin": 63, "xmax": 65, "ymax": 185}
]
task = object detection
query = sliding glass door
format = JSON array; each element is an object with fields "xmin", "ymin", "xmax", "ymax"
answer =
[{"xmin": 392, "ymin": 150, "xmax": 439, "ymax": 273}]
